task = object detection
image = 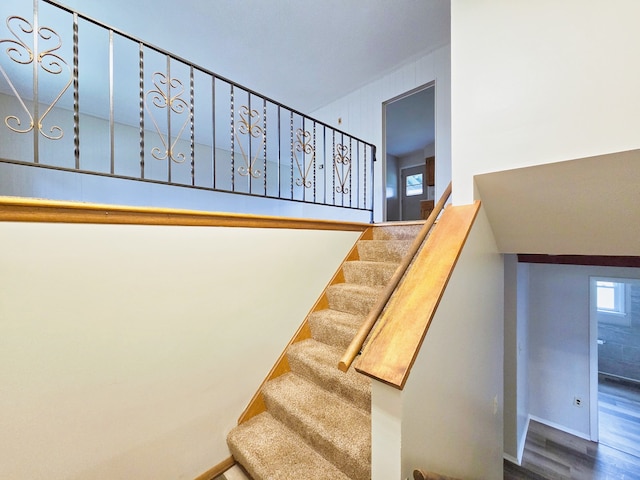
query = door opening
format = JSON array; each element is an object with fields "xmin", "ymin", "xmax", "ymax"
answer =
[
  {"xmin": 383, "ymin": 84, "xmax": 435, "ymax": 221},
  {"xmin": 590, "ymin": 276, "xmax": 640, "ymax": 456}
]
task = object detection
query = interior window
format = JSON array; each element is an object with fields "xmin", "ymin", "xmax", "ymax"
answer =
[
  {"xmin": 596, "ymin": 280, "xmax": 625, "ymax": 315},
  {"xmin": 405, "ymin": 173, "xmax": 423, "ymax": 196}
]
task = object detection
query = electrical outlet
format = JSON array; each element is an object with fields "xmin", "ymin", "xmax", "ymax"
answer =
[{"xmin": 574, "ymin": 396, "xmax": 584, "ymax": 407}]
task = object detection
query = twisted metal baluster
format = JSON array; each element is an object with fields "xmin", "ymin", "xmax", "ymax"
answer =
[
  {"xmin": 331, "ymin": 131, "xmax": 336, "ymax": 204},
  {"xmin": 289, "ymin": 111, "xmax": 293, "ymax": 199},
  {"xmin": 138, "ymin": 43, "xmax": 145, "ymax": 178},
  {"xmin": 312, "ymin": 122, "xmax": 316, "ymax": 202},
  {"xmin": 230, "ymin": 84, "xmax": 234, "ymax": 191},
  {"xmin": 323, "ymin": 126, "xmax": 327, "ymax": 205},
  {"xmin": 72, "ymin": 13, "xmax": 79, "ymax": 169},
  {"xmin": 189, "ymin": 66, "xmax": 195, "ymax": 186},
  {"xmin": 262, "ymin": 99, "xmax": 267, "ymax": 195},
  {"xmin": 363, "ymin": 142, "xmax": 367, "ymax": 210}
]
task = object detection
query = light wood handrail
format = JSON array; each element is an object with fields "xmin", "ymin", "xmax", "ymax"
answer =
[
  {"xmin": 356, "ymin": 201, "xmax": 481, "ymax": 389},
  {"xmin": 338, "ymin": 182, "xmax": 452, "ymax": 372},
  {"xmin": 0, "ymin": 196, "xmax": 369, "ymax": 231}
]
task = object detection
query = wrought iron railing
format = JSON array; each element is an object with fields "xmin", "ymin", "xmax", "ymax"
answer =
[{"xmin": 0, "ymin": 0, "xmax": 374, "ymax": 216}]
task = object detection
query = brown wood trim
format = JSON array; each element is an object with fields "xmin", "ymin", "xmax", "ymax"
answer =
[
  {"xmin": 518, "ymin": 254, "xmax": 640, "ymax": 268},
  {"xmin": 339, "ymin": 182, "xmax": 452, "ymax": 372},
  {"xmin": 0, "ymin": 196, "xmax": 370, "ymax": 231},
  {"xmin": 236, "ymin": 227, "xmax": 373, "ymax": 424},
  {"xmin": 236, "ymin": 321, "xmax": 310, "ymax": 424},
  {"xmin": 193, "ymin": 456, "xmax": 235, "ymax": 480},
  {"xmin": 356, "ymin": 201, "xmax": 481, "ymax": 390}
]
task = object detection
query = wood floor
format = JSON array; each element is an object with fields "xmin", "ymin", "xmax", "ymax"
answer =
[{"xmin": 504, "ymin": 378, "xmax": 640, "ymax": 479}]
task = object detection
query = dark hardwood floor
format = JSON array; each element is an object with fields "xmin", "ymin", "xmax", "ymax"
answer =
[{"xmin": 504, "ymin": 378, "xmax": 640, "ymax": 479}]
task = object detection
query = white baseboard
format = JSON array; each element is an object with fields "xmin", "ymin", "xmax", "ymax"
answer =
[
  {"xmin": 529, "ymin": 415, "xmax": 591, "ymax": 441},
  {"xmin": 517, "ymin": 415, "xmax": 531, "ymax": 464},
  {"xmin": 503, "ymin": 416, "xmax": 530, "ymax": 466},
  {"xmin": 503, "ymin": 453, "xmax": 519, "ymax": 465}
]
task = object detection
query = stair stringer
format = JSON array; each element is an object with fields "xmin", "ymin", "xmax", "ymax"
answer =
[{"xmin": 236, "ymin": 226, "xmax": 374, "ymax": 425}]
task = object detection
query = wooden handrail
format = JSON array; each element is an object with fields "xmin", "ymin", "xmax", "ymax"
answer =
[
  {"xmin": 338, "ymin": 182, "xmax": 452, "ymax": 372},
  {"xmin": 0, "ymin": 196, "xmax": 369, "ymax": 231},
  {"xmin": 356, "ymin": 201, "xmax": 481, "ymax": 389}
]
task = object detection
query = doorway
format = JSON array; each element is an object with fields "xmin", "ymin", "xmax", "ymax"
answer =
[
  {"xmin": 590, "ymin": 276, "xmax": 640, "ymax": 457},
  {"xmin": 383, "ymin": 84, "xmax": 435, "ymax": 221}
]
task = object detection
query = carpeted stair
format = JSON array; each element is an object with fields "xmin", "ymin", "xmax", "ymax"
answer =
[{"xmin": 227, "ymin": 222, "xmax": 424, "ymax": 480}]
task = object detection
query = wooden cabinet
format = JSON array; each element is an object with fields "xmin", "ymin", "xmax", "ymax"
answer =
[
  {"xmin": 420, "ymin": 200, "xmax": 434, "ymax": 219},
  {"xmin": 425, "ymin": 156, "xmax": 435, "ymax": 187}
]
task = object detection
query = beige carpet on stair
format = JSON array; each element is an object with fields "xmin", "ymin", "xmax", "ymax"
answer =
[{"xmin": 227, "ymin": 223, "xmax": 424, "ymax": 480}]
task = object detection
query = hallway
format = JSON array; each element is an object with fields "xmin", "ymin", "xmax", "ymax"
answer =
[{"xmin": 504, "ymin": 379, "xmax": 640, "ymax": 479}]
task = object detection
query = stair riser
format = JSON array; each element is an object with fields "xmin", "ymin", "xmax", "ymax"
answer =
[
  {"xmin": 227, "ymin": 413, "xmax": 352, "ymax": 480},
  {"xmin": 326, "ymin": 288, "xmax": 379, "ymax": 316},
  {"xmin": 263, "ymin": 389, "xmax": 370, "ymax": 480},
  {"xmin": 287, "ymin": 347, "xmax": 371, "ymax": 412},
  {"xmin": 372, "ymin": 224, "xmax": 423, "ymax": 240},
  {"xmin": 308, "ymin": 316, "xmax": 358, "ymax": 350},
  {"xmin": 356, "ymin": 240, "xmax": 412, "ymax": 262},
  {"xmin": 342, "ymin": 261, "xmax": 398, "ymax": 287}
]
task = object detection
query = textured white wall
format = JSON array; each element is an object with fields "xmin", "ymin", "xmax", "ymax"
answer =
[
  {"xmin": 503, "ymin": 256, "xmax": 530, "ymax": 463},
  {"xmin": 515, "ymin": 262, "xmax": 530, "ymax": 459},
  {"xmin": 451, "ymin": 0, "xmax": 640, "ymax": 205},
  {"xmin": 311, "ymin": 45, "xmax": 452, "ymax": 221},
  {"xmin": 398, "ymin": 208, "xmax": 504, "ymax": 479},
  {"xmin": 0, "ymin": 222, "xmax": 359, "ymax": 479}
]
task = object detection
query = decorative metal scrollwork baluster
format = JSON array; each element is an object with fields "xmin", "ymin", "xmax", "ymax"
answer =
[
  {"xmin": 144, "ymin": 71, "xmax": 189, "ymax": 163},
  {"xmin": 234, "ymin": 105, "xmax": 264, "ymax": 178},
  {"xmin": 334, "ymin": 143, "xmax": 351, "ymax": 194},
  {"xmin": 0, "ymin": 15, "xmax": 72, "ymax": 140},
  {"xmin": 294, "ymin": 128, "xmax": 314, "ymax": 188}
]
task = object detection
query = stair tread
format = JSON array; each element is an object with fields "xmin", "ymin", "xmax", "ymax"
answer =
[
  {"xmin": 344, "ymin": 259, "xmax": 399, "ymax": 267},
  {"xmin": 356, "ymin": 239, "xmax": 414, "ymax": 262},
  {"xmin": 287, "ymin": 338, "xmax": 370, "ymax": 412},
  {"xmin": 263, "ymin": 373, "xmax": 370, "ymax": 480},
  {"xmin": 308, "ymin": 309, "xmax": 364, "ymax": 349},
  {"xmin": 227, "ymin": 412, "xmax": 353, "ymax": 480},
  {"xmin": 325, "ymin": 283, "xmax": 382, "ymax": 316},
  {"xmin": 371, "ymin": 223, "xmax": 424, "ymax": 240}
]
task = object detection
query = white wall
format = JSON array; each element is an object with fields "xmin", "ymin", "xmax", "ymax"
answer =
[
  {"xmin": 385, "ymin": 153, "xmax": 399, "ymax": 221},
  {"xmin": 311, "ymin": 45, "xmax": 452, "ymax": 221},
  {"xmin": 503, "ymin": 256, "xmax": 529, "ymax": 463},
  {"xmin": 527, "ymin": 262, "xmax": 640, "ymax": 439},
  {"xmin": 369, "ymin": 208, "xmax": 503, "ymax": 479},
  {"xmin": 0, "ymin": 221, "xmax": 359, "ymax": 479},
  {"xmin": 451, "ymin": 0, "xmax": 640, "ymax": 205},
  {"xmin": 400, "ymin": 207, "xmax": 503, "ymax": 479}
]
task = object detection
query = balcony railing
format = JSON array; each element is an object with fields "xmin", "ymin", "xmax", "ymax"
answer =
[{"xmin": 0, "ymin": 0, "xmax": 374, "ymax": 217}]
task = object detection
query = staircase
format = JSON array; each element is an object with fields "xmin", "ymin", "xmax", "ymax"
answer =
[{"xmin": 227, "ymin": 222, "xmax": 425, "ymax": 480}]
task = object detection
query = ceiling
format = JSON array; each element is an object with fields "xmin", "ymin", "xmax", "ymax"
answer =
[
  {"xmin": 51, "ymin": 0, "xmax": 451, "ymax": 113},
  {"xmin": 475, "ymin": 149, "xmax": 640, "ymax": 256}
]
